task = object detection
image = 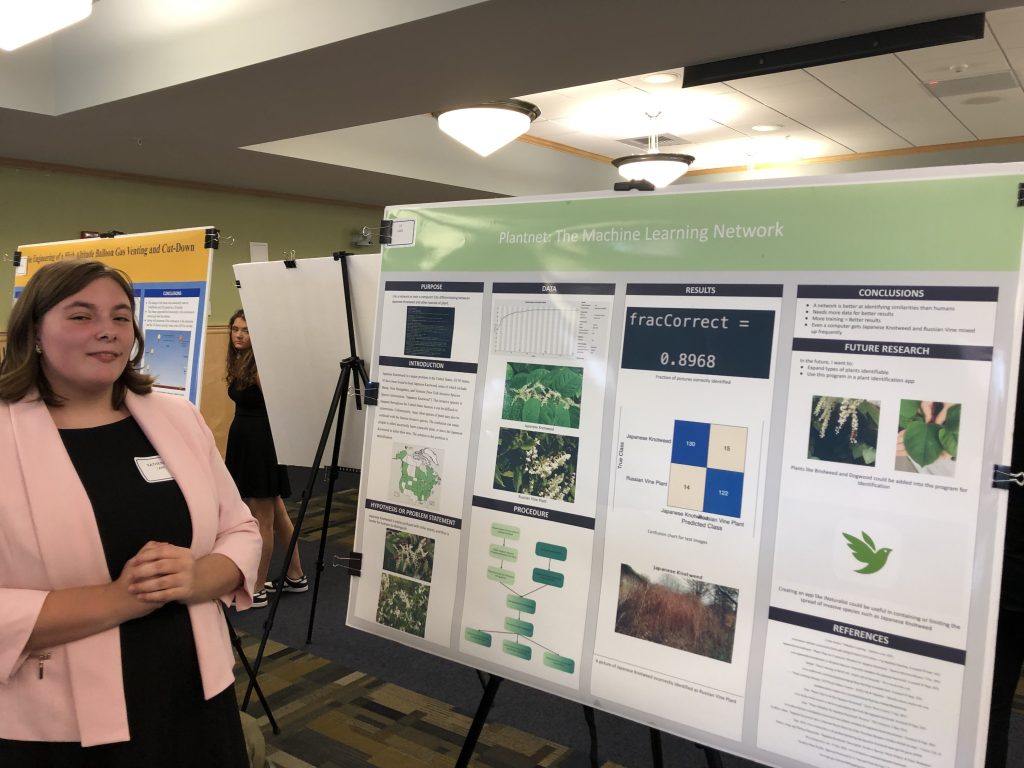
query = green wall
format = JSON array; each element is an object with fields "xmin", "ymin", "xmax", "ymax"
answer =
[{"xmin": 0, "ymin": 165, "xmax": 383, "ymax": 330}]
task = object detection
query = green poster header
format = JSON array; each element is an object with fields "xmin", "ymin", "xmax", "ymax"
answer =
[{"xmin": 383, "ymin": 174, "xmax": 1024, "ymax": 272}]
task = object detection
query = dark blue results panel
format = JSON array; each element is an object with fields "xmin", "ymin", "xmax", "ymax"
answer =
[{"xmin": 620, "ymin": 307, "xmax": 775, "ymax": 379}]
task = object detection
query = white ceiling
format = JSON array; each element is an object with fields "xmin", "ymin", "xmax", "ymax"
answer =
[{"xmin": 2, "ymin": 0, "xmax": 1023, "ymax": 205}]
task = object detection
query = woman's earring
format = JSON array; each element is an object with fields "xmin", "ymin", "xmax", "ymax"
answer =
[{"xmin": 34, "ymin": 343, "xmax": 42, "ymax": 355}]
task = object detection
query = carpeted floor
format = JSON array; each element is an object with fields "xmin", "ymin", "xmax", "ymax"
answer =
[
  {"xmin": 229, "ymin": 473, "xmax": 1024, "ymax": 767},
  {"xmin": 232, "ymin": 633, "xmax": 619, "ymax": 768}
]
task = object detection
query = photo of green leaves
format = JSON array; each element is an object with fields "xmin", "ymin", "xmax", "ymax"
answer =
[
  {"xmin": 376, "ymin": 573, "xmax": 430, "ymax": 637},
  {"xmin": 895, "ymin": 400, "xmax": 960, "ymax": 476},
  {"xmin": 502, "ymin": 363, "xmax": 583, "ymax": 428},
  {"xmin": 808, "ymin": 395, "xmax": 881, "ymax": 466},
  {"xmin": 383, "ymin": 528, "xmax": 435, "ymax": 583},
  {"xmin": 493, "ymin": 427, "xmax": 579, "ymax": 502}
]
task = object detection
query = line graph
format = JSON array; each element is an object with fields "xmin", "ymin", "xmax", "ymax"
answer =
[{"xmin": 492, "ymin": 301, "xmax": 580, "ymax": 357}]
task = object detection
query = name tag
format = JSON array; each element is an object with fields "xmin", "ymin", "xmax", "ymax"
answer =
[{"xmin": 135, "ymin": 456, "xmax": 173, "ymax": 483}]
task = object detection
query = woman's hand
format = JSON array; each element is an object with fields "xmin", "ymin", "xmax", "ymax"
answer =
[{"xmin": 124, "ymin": 541, "xmax": 198, "ymax": 604}]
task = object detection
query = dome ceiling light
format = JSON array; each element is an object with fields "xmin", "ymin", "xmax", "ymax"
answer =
[
  {"xmin": 612, "ymin": 112, "xmax": 694, "ymax": 188},
  {"xmin": 435, "ymin": 99, "xmax": 541, "ymax": 157},
  {"xmin": 0, "ymin": 0, "xmax": 92, "ymax": 52}
]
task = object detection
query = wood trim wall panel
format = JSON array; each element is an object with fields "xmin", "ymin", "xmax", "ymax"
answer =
[{"xmin": 199, "ymin": 325, "xmax": 232, "ymax": 458}]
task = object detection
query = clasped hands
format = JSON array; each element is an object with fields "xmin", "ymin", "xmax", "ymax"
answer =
[{"xmin": 119, "ymin": 541, "xmax": 198, "ymax": 605}]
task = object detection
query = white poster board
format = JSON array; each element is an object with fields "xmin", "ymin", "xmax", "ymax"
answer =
[
  {"xmin": 233, "ymin": 253, "xmax": 380, "ymax": 469},
  {"xmin": 347, "ymin": 166, "xmax": 1024, "ymax": 768}
]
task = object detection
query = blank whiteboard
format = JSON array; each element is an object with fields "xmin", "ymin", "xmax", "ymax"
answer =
[{"xmin": 233, "ymin": 254, "xmax": 380, "ymax": 470}]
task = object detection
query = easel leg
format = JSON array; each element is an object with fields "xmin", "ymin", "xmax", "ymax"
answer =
[
  {"xmin": 306, "ymin": 392, "xmax": 347, "ymax": 645},
  {"xmin": 243, "ymin": 363, "xmax": 349, "ymax": 709},
  {"xmin": 698, "ymin": 745, "xmax": 725, "ymax": 768},
  {"xmin": 650, "ymin": 727, "xmax": 664, "ymax": 768},
  {"xmin": 582, "ymin": 705, "xmax": 599, "ymax": 767},
  {"xmin": 225, "ymin": 609, "xmax": 279, "ymax": 733},
  {"xmin": 455, "ymin": 673, "xmax": 503, "ymax": 768}
]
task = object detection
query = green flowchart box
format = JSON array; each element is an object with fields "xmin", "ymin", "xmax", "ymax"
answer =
[
  {"xmin": 543, "ymin": 652, "xmax": 575, "ymax": 674},
  {"xmin": 532, "ymin": 568, "xmax": 564, "ymax": 588},
  {"xmin": 535, "ymin": 542, "xmax": 568, "ymax": 561},
  {"xmin": 489, "ymin": 544, "xmax": 518, "ymax": 562},
  {"xmin": 487, "ymin": 566, "xmax": 515, "ymax": 586},
  {"xmin": 504, "ymin": 617, "xmax": 534, "ymax": 637},
  {"xmin": 506, "ymin": 594, "xmax": 537, "ymax": 614},
  {"xmin": 502, "ymin": 639, "xmax": 532, "ymax": 660},
  {"xmin": 464, "ymin": 628, "xmax": 492, "ymax": 647},
  {"xmin": 491, "ymin": 523, "xmax": 521, "ymax": 540}
]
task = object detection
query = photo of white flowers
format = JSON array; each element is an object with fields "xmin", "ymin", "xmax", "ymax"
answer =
[
  {"xmin": 383, "ymin": 528, "xmax": 435, "ymax": 583},
  {"xmin": 376, "ymin": 573, "xmax": 430, "ymax": 638},
  {"xmin": 808, "ymin": 395, "xmax": 881, "ymax": 467},
  {"xmin": 493, "ymin": 427, "xmax": 579, "ymax": 503}
]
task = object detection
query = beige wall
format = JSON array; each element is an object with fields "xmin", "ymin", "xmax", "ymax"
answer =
[{"xmin": 0, "ymin": 162, "xmax": 383, "ymax": 331}]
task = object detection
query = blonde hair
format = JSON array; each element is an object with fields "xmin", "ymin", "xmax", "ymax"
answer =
[{"xmin": 0, "ymin": 259, "xmax": 153, "ymax": 406}]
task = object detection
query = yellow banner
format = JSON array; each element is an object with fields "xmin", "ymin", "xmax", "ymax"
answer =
[{"xmin": 15, "ymin": 226, "xmax": 212, "ymax": 286}]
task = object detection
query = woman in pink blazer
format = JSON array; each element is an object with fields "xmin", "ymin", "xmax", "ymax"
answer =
[{"xmin": 0, "ymin": 260, "xmax": 261, "ymax": 765}]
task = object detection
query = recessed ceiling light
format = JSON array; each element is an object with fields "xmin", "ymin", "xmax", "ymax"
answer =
[
  {"xmin": 751, "ymin": 124, "xmax": 783, "ymax": 132},
  {"xmin": 640, "ymin": 72, "xmax": 679, "ymax": 84}
]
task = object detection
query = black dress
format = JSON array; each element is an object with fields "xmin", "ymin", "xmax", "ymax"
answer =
[
  {"xmin": 225, "ymin": 382, "xmax": 291, "ymax": 499},
  {"xmin": 0, "ymin": 417, "xmax": 248, "ymax": 767}
]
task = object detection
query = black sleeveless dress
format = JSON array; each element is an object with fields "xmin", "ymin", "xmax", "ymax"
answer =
[
  {"xmin": 225, "ymin": 382, "xmax": 291, "ymax": 499},
  {"xmin": 0, "ymin": 416, "xmax": 248, "ymax": 767}
]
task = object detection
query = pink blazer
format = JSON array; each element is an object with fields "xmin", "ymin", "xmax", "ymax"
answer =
[{"xmin": 0, "ymin": 390, "xmax": 261, "ymax": 746}]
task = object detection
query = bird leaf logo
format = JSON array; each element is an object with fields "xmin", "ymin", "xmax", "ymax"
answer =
[{"xmin": 842, "ymin": 530, "xmax": 892, "ymax": 575}]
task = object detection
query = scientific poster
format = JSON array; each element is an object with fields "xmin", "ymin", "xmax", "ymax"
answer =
[
  {"xmin": 348, "ymin": 166, "xmax": 1024, "ymax": 768},
  {"xmin": 14, "ymin": 227, "xmax": 215, "ymax": 404}
]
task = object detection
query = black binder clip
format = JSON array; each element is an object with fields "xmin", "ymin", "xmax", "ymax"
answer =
[
  {"xmin": 364, "ymin": 381, "xmax": 379, "ymax": 406},
  {"xmin": 378, "ymin": 220, "xmax": 393, "ymax": 246},
  {"xmin": 344, "ymin": 551, "xmax": 362, "ymax": 577},
  {"xmin": 993, "ymin": 464, "xmax": 1024, "ymax": 489}
]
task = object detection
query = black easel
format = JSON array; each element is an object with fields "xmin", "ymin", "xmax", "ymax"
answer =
[
  {"xmin": 224, "ymin": 609, "xmax": 279, "ymax": 733},
  {"xmin": 457, "ymin": 671, "xmax": 725, "ymax": 768},
  {"xmin": 242, "ymin": 251, "xmax": 371, "ymax": 710}
]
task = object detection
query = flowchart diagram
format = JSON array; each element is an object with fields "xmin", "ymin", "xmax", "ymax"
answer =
[{"xmin": 464, "ymin": 521, "xmax": 576, "ymax": 674}]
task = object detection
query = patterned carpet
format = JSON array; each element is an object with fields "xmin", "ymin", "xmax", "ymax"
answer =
[
  {"xmin": 232, "ymin": 633, "xmax": 621, "ymax": 768},
  {"xmin": 232, "ymin": 480, "xmax": 1023, "ymax": 767}
]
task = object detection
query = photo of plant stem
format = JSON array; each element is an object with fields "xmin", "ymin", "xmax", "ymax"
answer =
[
  {"xmin": 615, "ymin": 564, "xmax": 739, "ymax": 663},
  {"xmin": 376, "ymin": 573, "xmax": 430, "ymax": 637},
  {"xmin": 383, "ymin": 528, "xmax": 435, "ymax": 582},
  {"xmin": 895, "ymin": 399, "xmax": 960, "ymax": 476},
  {"xmin": 808, "ymin": 395, "xmax": 881, "ymax": 466},
  {"xmin": 502, "ymin": 362, "xmax": 583, "ymax": 428},
  {"xmin": 493, "ymin": 427, "xmax": 579, "ymax": 502}
]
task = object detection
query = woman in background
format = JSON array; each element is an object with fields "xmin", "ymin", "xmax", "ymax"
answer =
[
  {"xmin": 225, "ymin": 309, "xmax": 307, "ymax": 608},
  {"xmin": 0, "ymin": 260, "xmax": 260, "ymax": 764}
]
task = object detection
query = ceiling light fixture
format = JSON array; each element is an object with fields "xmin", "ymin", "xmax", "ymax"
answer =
[
  {"xmin": 751, "ymin": 124, "xmax": 783, "ymax": 132},
  {"xmin": 0, "ymin": 0, "xmax": 92, "ymax": 52},
  {"xmin": 612, "ymin": 112, "xmax": 694, "ymax": 188},
  {"xmin": 435, "ymin": 99, "xmax": 541, "ymax": 157}
]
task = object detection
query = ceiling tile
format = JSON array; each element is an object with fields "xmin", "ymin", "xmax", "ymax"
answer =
[
  {"xmin": 729, "ymin": 75, "xmax": 909, "ymax": 152},
  {"xmin": 808, "ymin": 56, "xmax": 976, "ymax": 146},
  {"xmin": 898, "ymin": 31, "xmax": 1008, "ymax": 84},
  {"xmin": 940, "ymin": 87, "xmax": 1024, "ymax": 139}
]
